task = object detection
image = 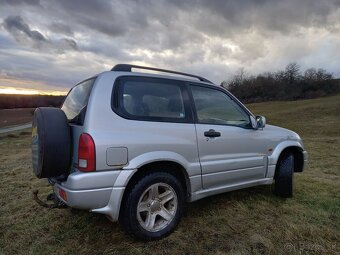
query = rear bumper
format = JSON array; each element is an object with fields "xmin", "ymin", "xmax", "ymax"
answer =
[
  {"xmin": 53, "ymin": 169, "xmax": 136, "ymax": 221},
  {"xmin": 53, "ymin": 185, "xmax": 113, "ymax": 209}
]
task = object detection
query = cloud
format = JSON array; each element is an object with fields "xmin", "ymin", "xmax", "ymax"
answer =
[
  {"xmin": 62, "ymin": 38, "xmax": 78, "ymax": 50},
  {"xmin": 54, "ymin": 0, "xmax": 128, "ymax": 36},
  {"xmin": 2, "ymin": 15, "xmax": 78, "ymax": 52},
  {"xmin": 0, "ymin": 0, "xmax": 40, "ymax": 6},
  {"xmin": 0, "ymin": 0, "xmax": 339, "ymax": 92},
  {"xmin": 48, "ymin": 22, "xmax": 73, "ymax": 36},
  {"xmin": 3, "ymin": 15, "xmax": 47, "ymax": 45}
]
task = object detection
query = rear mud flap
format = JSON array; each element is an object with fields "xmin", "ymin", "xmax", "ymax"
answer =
[{"xmin": 32, "ymin": 189, "xmax": 68, "ymax": 209}]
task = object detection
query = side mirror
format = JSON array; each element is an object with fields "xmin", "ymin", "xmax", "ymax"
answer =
[
  {"xmin": 256, "ymin": 115, "xmax": 266, "ymax": 129},
  {"xmin": 250, "ymin": 115, "xmax": 266, "ymax": 129},
  {"xmin": 250, "ymin": 116, "xmax": 257, "ymax": 129}
]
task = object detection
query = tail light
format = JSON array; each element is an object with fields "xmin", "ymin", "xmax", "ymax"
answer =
[
  {"xmin": 59, "ymin": 188, "xmax": 67, "ymax": 201},
  {"xmin": 78, "ymin": 133, "xmax": 96, "ymax": 172}
]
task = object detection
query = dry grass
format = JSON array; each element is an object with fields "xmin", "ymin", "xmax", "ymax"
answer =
[{"xmin": 0, "ymin": 95, "xmax": 339, "ymax": 255}]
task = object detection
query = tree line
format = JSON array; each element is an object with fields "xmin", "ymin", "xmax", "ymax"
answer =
[
  {"xmin": 1, "ymin": 64, "xmax": 339, "ymax": 109},
  {"xmin": 221, "ymin": 63, "xmax": 340, "ymax": 103},
  {"xmin": 0, "ymin": 94, "xmax": 65, "ymax": 109}
]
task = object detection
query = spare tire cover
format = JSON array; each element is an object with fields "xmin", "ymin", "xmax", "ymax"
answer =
[{"xmin": 32, "ymin": 107, "xmax": 71, "ymax": 178}]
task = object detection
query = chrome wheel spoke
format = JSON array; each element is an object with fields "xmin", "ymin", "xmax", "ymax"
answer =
[
  {"xmin": 137, "ymin": 201, "xmax": 149, "ymax": 213},
  {"xmin": 150, "ymin": 185, "xmax": 159, "ymax": 198},
  {"xmin": 158, "ymin": 207, "xmax": 173, "ymax": 221},
  {"xmin": 145, "ymin": 212, "xmax": 156, "ymax": 229},
  {"xmin": 159, "ymin": 190, "xmax": 174, "ymax": 204}
]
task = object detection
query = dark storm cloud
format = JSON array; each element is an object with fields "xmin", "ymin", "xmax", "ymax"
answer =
[
  {"xmin": 55, "ymin": 0, "xmax": 127, "ymax": 36},
  {"xmin": 0, "ymin": 0, "xmax": 339, "ymax": 91},
  {"xmin": 80, "ymin": 17, "xmax": 126, "ymax": 36},
  {"xmin": 49, "ymin": 0, "xmax": 337, "ymax": 41},
  {"xmin": 57, "ymin": 0, "xmax": 113, "ymax": 16},
  {"xmin": 170, "ymin": 0, "xmax": 340, "ymax": 34},
  {"xmin": 41, "ymin": 0, "xmax": 339, "ymax": 55},
  {"xmin": 3, "ymin": 15, "xmax": 46, "ymax": 43},
  {"xmin": 0, "ymin": 0, "xmax": 40, "ymax": 6},
  {"xmin": 2, "ymin": 15, "xmax": 78, "ymax": 52}
]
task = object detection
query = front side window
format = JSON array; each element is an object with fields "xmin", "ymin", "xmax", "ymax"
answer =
[
  {"xmin": 115, "ymin": 77, "xmax": 190, "ymax": 122},
  {"xmin": 191, "ymin": 85, "xmax": 250, "ymax": 127}
]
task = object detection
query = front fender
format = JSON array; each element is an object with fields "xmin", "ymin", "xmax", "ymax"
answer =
[{"xmin": 268, "ymin": 140, "xmax": 304, "ymax": 166}]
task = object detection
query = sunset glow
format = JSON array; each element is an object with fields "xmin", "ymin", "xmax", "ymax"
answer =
[
  {"xmin": 0, "ymin": 87, "xmax": 67, "ymax": 96},
  {"xmin": 0, "ymin": 76, "xmax": 68, "ymax": 96}
]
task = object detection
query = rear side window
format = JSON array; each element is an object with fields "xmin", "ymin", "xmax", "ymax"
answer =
[
  {"xmin": 62, "ymin": 78, "xmax": 95, "ymax": 122},
  {"xmin": 113, "ymin": 76, "xmax": 192, "ymax": 123}
]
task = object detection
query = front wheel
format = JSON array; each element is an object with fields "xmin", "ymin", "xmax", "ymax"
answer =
[
  {"xmin": 120, "ymin": 172, "xmax": 184, "ymax": 240},
  {"xmin": 274, "ymin": 152, "xmax": 294, "ymax": 198}
]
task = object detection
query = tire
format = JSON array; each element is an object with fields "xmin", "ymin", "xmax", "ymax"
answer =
[
  {"xmin": 120, "ymin": 171, "xmax": 184, "ymax": 241},
  {"xmin": 31, "ymin": 107, "xmax": 71, "ymax": 178},
  {"xmin": 274, "ymin": 152, "xmax": 294, "ymax": 198}
]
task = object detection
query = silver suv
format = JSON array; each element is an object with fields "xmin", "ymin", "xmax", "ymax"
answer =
[{"xmin": 31, "ymin": 64, "xmax": 307, "ymax": 240}]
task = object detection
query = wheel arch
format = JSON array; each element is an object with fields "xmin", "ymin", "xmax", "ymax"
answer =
[
  {"xmin": 119, "ymin": 160, "xmax": 191, "ymax": 220},
  {"xmin": 275, "ymin": 146, "xmax": 304, "ymax": 174}
]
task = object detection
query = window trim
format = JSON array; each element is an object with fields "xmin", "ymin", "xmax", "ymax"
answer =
[
  {"xmin": 188, "ymin": 83, "xmax": 253, "ymax": 129},
  {"xmin": 111, "ymin": 75, "xmax": 194, "ymax": 124}
]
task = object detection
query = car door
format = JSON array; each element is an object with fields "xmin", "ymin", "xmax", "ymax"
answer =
[{"xmin": 190, "ymin": 84, "xmax": 268, "ymax": 189}]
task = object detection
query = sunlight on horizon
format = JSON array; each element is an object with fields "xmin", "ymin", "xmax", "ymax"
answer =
[{"xmin": 0, "ymin": 87, "xmax": 67, "ymax": 96}]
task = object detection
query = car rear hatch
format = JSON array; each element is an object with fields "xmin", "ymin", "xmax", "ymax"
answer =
[{"xmin": 61, "ymin": 77, "xmax": 96, "ymax": 172}]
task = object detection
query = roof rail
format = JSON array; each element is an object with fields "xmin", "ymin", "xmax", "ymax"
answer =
[{"xmin": 111, "ymin": 64, "xmax": 213, "ymax": 83}]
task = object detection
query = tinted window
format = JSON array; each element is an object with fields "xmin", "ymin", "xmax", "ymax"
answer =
[
  {"xmin": 62, "ymin": 78, "xmax": 95, "ymax": 121},
  {"xmin": 191, "ymin": 86, "xmax": 250, "ymax": 127},
  {"xmin": 115, "ymin": 77, "xmax": 190, "ymax": 122}
]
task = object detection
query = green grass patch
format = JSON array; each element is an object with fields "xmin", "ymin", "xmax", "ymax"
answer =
[{"xmin": 0, "ymin": 95, "xmax": 339, "ymax": 254}]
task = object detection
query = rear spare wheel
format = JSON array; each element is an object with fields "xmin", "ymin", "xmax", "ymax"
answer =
[{"xmin": 32, "ymin": 107, "xmax": 71, "ymax": 178}]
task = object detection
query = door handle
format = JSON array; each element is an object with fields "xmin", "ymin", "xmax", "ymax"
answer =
[{"xmin": 204, "ymin": 129, "xmax": 221, "ymax": 138}]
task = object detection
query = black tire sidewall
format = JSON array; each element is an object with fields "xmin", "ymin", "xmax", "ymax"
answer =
[
  {"xmin": 32, "ymin": 107, "xmax": 71, "ymax": 178},
  {"xmin": 275, "ymin": 152, "xmax": 294, "ymax": 198},
  {"xmin": 32, "ymin": 109, "xmax": 44, "ymax": 177},
  {"xmin": 122, "ymin": 172, "xmax": 184, "ymax": 241}
]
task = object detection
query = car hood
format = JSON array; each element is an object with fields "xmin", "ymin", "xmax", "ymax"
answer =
[{"xmin": 264, "ymin": 124, "xmax": 303, "ymax": 146}]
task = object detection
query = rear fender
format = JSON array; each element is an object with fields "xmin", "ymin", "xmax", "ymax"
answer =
[{"xmin": 123, "ymin": 151, "xmax": 201, "ymax": 177}]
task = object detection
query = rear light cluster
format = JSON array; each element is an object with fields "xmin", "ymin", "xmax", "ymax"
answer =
[{"xmin": 78, "ymin": 133, "xmax": 96, "ymax": 172}]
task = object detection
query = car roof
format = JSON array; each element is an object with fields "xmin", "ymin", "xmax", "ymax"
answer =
[
  {"xmin": 108, "ymin": 70, "xmax": 218, "ymax": 87},
  {"xmin": 111, "ymin": 64, "xmax": 213, "ymax": 83}
]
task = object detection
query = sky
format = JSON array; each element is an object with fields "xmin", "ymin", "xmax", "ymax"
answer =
[{"xmin": 0, "ymin": 0, "xmax": 339, "ymax": 94}]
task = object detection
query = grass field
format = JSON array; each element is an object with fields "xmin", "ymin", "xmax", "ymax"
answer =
[{"xmin": 0, "ymin": 95, "xmax": 339, "ymax": 255}]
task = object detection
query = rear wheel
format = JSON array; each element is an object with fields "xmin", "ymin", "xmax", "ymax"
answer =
[
  {"xmin": 120, "ymin": 171, "xmax": 184, "ymax": 240},
  {"xmin": 274, "ymin": 152, "xmax": 294, "ymax": 198}
]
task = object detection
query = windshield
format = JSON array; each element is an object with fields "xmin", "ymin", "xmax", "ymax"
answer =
[{"xmin": 61, "ymin": 78, "xmax": 95, "ymax": 122}]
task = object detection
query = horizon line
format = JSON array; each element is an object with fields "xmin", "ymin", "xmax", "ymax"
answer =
[{"xmin": 0, "ymin": 87, "xmax": 68, "ymax": 96}]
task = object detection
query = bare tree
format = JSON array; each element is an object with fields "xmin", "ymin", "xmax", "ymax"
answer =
[
  {"xmin": 304, "ymin": 68, "xmax": 317, "ymax": 81},
  {"xmin": 221, "ymin": 67, "xmax": 248, "ymax": 89},
  {"xmin": 223, "ymin": 62, "xmax": 338, "ymax": 103},
  {"xmin": 285, "ymin": 62, "xmax": 301, "ymax": 83}
]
